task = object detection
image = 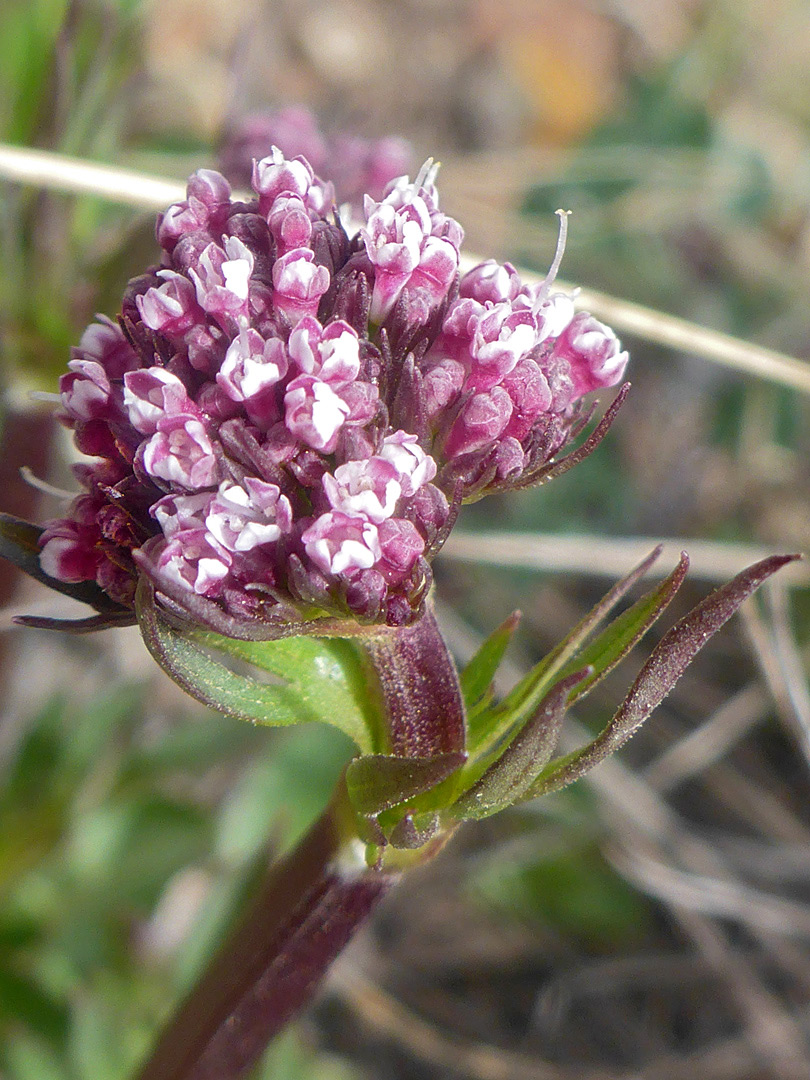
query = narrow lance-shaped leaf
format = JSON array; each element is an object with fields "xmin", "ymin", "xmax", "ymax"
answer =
[
  {"xmin": 522, "ymin": 553, "xmax": 800, "ymax": 800},
  {"xmin": 468, "ymin": 544, "xmax": 665, "ymax": 756},
  {"xmin": 346, "ymin": 752, "xmax": 467, "ymax": 816},
  {"xmin": 460, "ymin": 611, "xmax": 521, "ymax": 710},
  {"xmin": 557, "ymin": 552, "xmax": 690, "ymax": 706},
  {"xmin": 452, "ymin": 669, "xmax": 589, "ymax": 821}
]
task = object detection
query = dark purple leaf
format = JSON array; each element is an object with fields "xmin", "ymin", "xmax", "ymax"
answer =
[
  {"xmin": 453, "ymin": 669, "xmax": 588, "ymax": 820},
  {"xmin": 524, "ymin": 553, "xmax": 800, "ymax": 798},
  {"xmin": 0, "ymin": 513, "xmax": 130, "ymax": 615}
]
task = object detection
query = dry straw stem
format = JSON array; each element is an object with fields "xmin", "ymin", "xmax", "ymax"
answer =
[
  {"xmin": 1, "ymin": 143, "xmax": 810, "ymax": 394},
  {"xmin": 331, "ymin": 964, "xmax": 810, "ymax": 1080},
  {"xmin": 442, "ymin": 530, "xmax": 810, "ymax": 585}
]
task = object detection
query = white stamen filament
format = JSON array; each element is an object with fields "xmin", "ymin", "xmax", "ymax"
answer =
[
  {"xmin": 534, "ymin": 209, "xmax": 571, "ymax": 309},
  {"xmin": 19, "ymin": 466, "xmax": 77, "ymax": 500}
]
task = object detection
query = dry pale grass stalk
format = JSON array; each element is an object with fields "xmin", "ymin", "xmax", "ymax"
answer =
[
  {"xmin": 0, "ymin": 144, "xmax": 186, "ymax": 208},
  {"xmin": 2, "ymin": 143, "xmax": 810, "ymax": 394},
  {"xmin": 740, "ymin": 593, "xmax": 810, "ymax": 768},
  {"xmin": 643, "ymin": 683, "xmax": 770, "ymax": 793},
  {"xmin": 441, "ymin": 530, "xmax": 810, "ymax": 585}
]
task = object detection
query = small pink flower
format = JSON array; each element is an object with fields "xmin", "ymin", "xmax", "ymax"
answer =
[
  {"xmin": 530, "ymin": 291, "xmax": 576, "ymax": 342},
  {"xmin": 217, "ymin": 330, "xmax": 288, "ymax": 428},
  {"xmin": 151, "ymin": 492, "xmax": 212, "ymax": 538},
  {"xmin": 157, "ymin": 202, "xmax": 207, "ymax": 251},
  {"xmin": 137, "ymin": 270, "xmax": 201, "ymax": 337},
  {"xmin": 378, "ymin": 432, "xmax": 436, "ymax": 496},
  {"xmin": 466, "ymin": 304, "xmax": 538, "ymax": 390},
  {"xmin": 253, "ymin": 149, "xmax": 333, "ymax": 218},
  {"xmin": 189, "ymin": 238, "xmax": 254, "ymax": 322},
  {"xmin": 287, "ymin": 317, "xmax": 360, "ymax": 384},
  {"xmin": 459, "ymin": 260, "xmax": 521, "ymax": 304},
  {"xmin": 186, "ymin": 169, "xmax": 232, "ymax": 213},
  {"xmin": 142, "ymin": 415, "xmax": 219, "ymax": 490},
  {"xmin": 550, "ymin": 311, "xmax": 629, "ymax": 398},
  {"xmin": 361, "ymin": 195, "xmax": 430, "ymax": 322},
  {"xmin": 284, "ymin": 375, "xmax": 350, "ymax": 452},
  {"xmin": 335, "ymin": 380, "xmax": 379, "ymax": 425},
  {"xmin": 149, "ymin": 530, "xmax": 231, "ymax": 597},
  {"xmin": 60, "ymin": 360, "xmax": 113, "ymax": 422},
  {"xmin": 272, "ymin": 249, "xmax": 330, "ymax": 324},
  {"xmin": 323, "ymin": 458, "xmax": 402, "ymax": 523},
  {"xmin": 302, "ymin": 511, "xmax": 381, "ymax": 578},
  {"xmin": 124, "ymin": 368, "xmax": 197, "ymax": 434},
  {"xmin": 401, "ymin": 236, "xmax": 459, "ymax": 324},
  {"xmin": 205, "ymin": 479, "xmax": 293, "ymax": 552}
]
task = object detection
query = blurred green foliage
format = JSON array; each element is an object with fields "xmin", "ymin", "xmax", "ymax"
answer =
[{"xmin": 0, "ymin": 682, "xmax": 354, "ymax": 1078}]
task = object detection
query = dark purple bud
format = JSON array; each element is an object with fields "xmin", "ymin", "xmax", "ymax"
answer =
[
  {"xmin": 343, "ymin": 567, "xmax": 387, "ymax": 621},
  {"xmin": 402, "ymin": 483, "xmax": 449, "ymax": 545},
  {"xmin": 377, "ymin": 517, "xmax": 425, "ymax": 584}
]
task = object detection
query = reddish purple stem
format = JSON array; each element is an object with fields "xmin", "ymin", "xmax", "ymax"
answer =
[
  {"xmin": 363, "ymin": 603, "xmax": 467, "ymax": 756},
  {"xmin": 134, "ymin": 786, "xmax": 395, "ymax": 1080}
]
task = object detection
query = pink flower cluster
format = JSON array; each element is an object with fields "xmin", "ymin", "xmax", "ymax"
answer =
[
  {"xmin": 218, "ymin": 105, "xmax": 412, "ymax": 209},
  {"xmin": 39, "ymin": 150, "xmax": 627, "ymax": 632}
]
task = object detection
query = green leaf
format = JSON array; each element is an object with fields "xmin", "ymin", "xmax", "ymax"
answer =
[
  {"xmin": 452, "ymin": 671, "xmax": 587, "ymax": 820},
  {"xmin": 522, "ymin": 553, "xmax": 799, "ymax": 799},
  {"xmin": 556, "ymin": 552, "xmax": 690, "ymax": 705},
  {"xmin": 3, "ymin": 1034, "xmax": 66, "ymax": 1080},
  {"xmin": 453, "ymin": 669, "xmax": 591, "ymax": 812},
  {"xmin": 0, "ymin": 967, "xmax": 68, "ymax": 1043},
  {"xmin": 467, "ymin": 545, "xmax": 666, "ymax": 758},
  {"xmin": 346, "ymin": 752, "xmax": 466, "ymax": 816},
  {"xmin": 459, "ymin": 611, "xmax": 520, "ymax": 709},
  {"xmin": 136, "ymin": 582, "xmax": 376, "ymax": 751}
]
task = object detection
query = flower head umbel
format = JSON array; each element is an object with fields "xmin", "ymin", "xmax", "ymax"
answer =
[{"xmin": 33, "ymin": 153, "xmax": 628, "ymax": 636}]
